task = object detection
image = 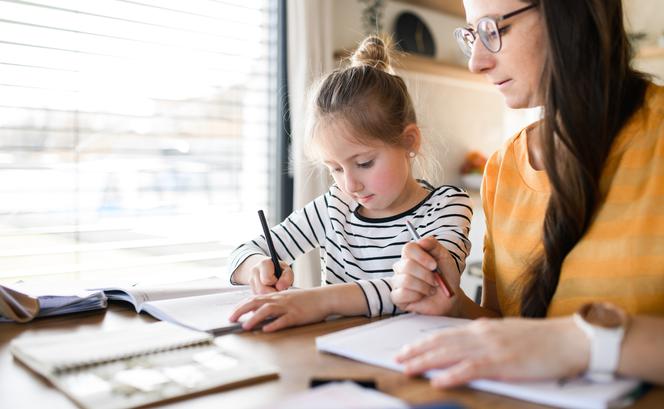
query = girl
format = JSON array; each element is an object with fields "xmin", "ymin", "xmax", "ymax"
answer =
[
  {"xmin": 391, "ymin": 0, "xmax": 664, "ymax": 388},
  {"xmin": 227, "ymin": 36, "xmax": 473, "ymax": 332}
]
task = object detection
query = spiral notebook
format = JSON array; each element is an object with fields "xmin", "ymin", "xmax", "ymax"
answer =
[{"xmin": 11, "ymin": 321, "xmax": 278, "ymax": 409}]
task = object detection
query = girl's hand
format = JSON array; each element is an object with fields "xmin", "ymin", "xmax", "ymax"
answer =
[
  {"xmin": 249, "ymin": 257, "xmax": 294, "ymax": 294},
  {"xmin": 391, "ymin": 236, "xmax": 462, "ymax": 316},
  {"xmin": 395, "ymin": 317, "xmax": 590, "ymax": 388},
  {"xmin": 228, "ymin": 289, "xmax": 329, "ymax": 332}
]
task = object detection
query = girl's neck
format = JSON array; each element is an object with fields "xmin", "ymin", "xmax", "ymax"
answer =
[{"xmin": 358, "ymin": 178, "xmax": 429, "ymax": 219}]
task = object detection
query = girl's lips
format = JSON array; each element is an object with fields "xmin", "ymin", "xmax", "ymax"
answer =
[{"xmin": 357, "ymin": 194, "xmax": 374, "ymax": 202}]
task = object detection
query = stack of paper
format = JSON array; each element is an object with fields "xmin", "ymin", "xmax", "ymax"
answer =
[{"xmin": 0, "ymin": 282, "xmax": 106, "ymax": 323}]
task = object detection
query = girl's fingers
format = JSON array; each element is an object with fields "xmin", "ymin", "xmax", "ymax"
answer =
[
  {"xmin": 242, "ymin": 302, "xmax": 281, "ymax": 330},
  {"xmin": 261, "ymin": 314, "xmax": 292, "ymax": 333},
  {"xmin": 229, "ymin": 297, "xmax": 261, "ymax": 322},
  {"xmin": 275, "ymin": 267, "xmax": 294, "ymax": 291},
  {"xmin": 259, "ymin": 264, "xmax": 278, "ymax": 287}
]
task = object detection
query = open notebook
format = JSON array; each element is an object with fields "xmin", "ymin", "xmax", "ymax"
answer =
[
  {"xmin": 316, "ymin": 314, "xmax": 643, "ymax": 409},
  {"xmin": 11, "ymin": 321, "xmax": 278, "ymax": 409},
  {"xmin": 91, "ymin": 277, "xmax": 254, "ymax": 334},
  {"xmin": 1, "ymin": 277, "xmax": 254, "ymax": 334}
]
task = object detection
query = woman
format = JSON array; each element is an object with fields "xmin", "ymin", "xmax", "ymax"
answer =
[{"xmin": 391, "ymin": 0, "xmax": 664, "ymax": 388}]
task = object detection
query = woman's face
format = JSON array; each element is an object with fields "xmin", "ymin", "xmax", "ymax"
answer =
[{"xmin": 463, "ymin": 0, "xmax": 546, "ymax": 108}]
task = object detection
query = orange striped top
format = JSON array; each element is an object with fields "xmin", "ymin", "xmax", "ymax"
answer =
[{"xmin": 481, "ymin": 83, "xmax": 664, "ymax": 317}]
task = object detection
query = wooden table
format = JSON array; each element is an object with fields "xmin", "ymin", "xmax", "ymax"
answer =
[{"xmin": 1, "ymin": 305, "xmax": 662, "ymax": 409}]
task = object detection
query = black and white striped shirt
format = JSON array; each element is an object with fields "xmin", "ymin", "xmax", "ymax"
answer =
[{"xmin": 227, "ymin": 181, "xmax": 473, "ymax": 317}]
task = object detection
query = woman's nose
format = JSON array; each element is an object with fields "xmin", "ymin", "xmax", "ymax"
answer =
[{"xmin": 468, "ymin": 40, "xmax": 496, "ymax": 74}]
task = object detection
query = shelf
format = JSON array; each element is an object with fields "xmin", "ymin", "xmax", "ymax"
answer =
[
  {"xmin": 398, "ymin": 0, "xmax": 465, "ymax": 17},
  {"xmin": 335, "ymin": 50, "xmax": 487, "ymax": 85},
  {"xmin": 394, "ymin": 53, "xmax": 486, "ymax": 83}
]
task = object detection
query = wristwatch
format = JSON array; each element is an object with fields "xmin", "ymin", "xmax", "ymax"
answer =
[{"xmin": 573, "ymin": 302, "xmax": 630, "ymax": 382}]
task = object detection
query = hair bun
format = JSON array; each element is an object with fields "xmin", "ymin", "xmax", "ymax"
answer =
[{"xmin": 351, "ymin": 35, "xmax": 394, "ymax": 74}]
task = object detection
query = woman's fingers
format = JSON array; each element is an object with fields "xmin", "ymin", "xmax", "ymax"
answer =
[
  {"xmin": 431, "ymin": 358, "xmax": 493, "ymax": 388},
  {"xmin": 400, "ymin": 242, "xmax": 438, "ymax": 272}
]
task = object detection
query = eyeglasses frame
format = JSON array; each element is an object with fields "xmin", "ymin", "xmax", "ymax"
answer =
[{"xmin": 454, "ymin": 3, "xmax": 537, "ymax": 57}]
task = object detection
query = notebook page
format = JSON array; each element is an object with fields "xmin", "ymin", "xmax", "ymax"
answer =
[
  {"xmin": 140, "ymin": 289, "xmax": 253, "ymax": 333},
  {"xmin": 316, "ymin": 314, "xmax": 642, "ymax": 409}
]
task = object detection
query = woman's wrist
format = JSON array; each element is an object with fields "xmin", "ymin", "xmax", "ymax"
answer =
[{"xmin": 557, "ymin": 316, "xmax": 591, "ymax": 376}]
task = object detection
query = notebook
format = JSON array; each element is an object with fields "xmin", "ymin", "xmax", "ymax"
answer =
[
  {"xmin": 11, "ymin": 321, "xmax": 278, "ymax": 409},
  {"xmin": 316, "ymin": 314, "xmax": 643, "ymax": 409},
  {"xmin": 90, "ymin": 277, "xmax": 254, "ymax": 333}
]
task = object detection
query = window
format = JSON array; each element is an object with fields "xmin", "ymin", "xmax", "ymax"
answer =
[{"xmin": 0, "ymin": 0, "xmax": 280, "ymax": 283}]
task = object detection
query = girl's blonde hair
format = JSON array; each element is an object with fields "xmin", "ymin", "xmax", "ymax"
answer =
[{"xmin": 306, "ymin": 35, "xmax": 417, "ymax": 156}]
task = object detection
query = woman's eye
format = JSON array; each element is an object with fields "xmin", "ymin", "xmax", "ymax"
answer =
[{"xmin": 357, "ymin": 160, "xmax": 374, "ymax": 169}]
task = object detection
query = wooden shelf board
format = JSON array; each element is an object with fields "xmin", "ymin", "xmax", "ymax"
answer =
[
  {"xmin": 398, "ymin": 0, "xmax": 465, "ymax": 18},
  {"xmin": 335, "ymin": 50, "xmax": 486, "ymax": 85}
]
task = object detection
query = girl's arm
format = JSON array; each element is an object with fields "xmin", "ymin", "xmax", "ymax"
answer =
[
  {"xmin": 227, "ymin": 192, "xmax": 328, "ymax": 291},
  {"xmin": 229, "ymin": 283, "xmax": 368, "ymax": 332}
]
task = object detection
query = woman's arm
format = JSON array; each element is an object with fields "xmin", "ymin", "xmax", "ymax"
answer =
[
  {"xmin": 395, "ymin": 313, "xmax": 664, "ymax": 388},
  {"xmin": 229, "ymin": 282, "xmax": 368, "ymax": 332},
  {"xmin": 391, "ymin": 236, "xmax": 500, "ymax": 319},
  {"xmin": 619, "ymin": 315, "xmax": 664, "ymax": 384}
]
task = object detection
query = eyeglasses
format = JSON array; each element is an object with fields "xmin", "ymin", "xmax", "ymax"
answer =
[{"xmin": 453, "ymin": 4, "xmax": 537, "ymax": 58}]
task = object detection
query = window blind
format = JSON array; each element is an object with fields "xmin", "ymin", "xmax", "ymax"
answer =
[{"xmin": 0, "ymin": 0, "xmax": 279, "ymax": 283}]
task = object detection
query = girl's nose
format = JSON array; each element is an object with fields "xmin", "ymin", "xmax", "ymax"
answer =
[{"xmin": 345, "ymin": 174, "xmax": 363, "ymax": 193}]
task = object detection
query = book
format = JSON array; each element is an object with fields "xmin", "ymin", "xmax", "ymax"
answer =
[
  {"xmin": 10, "ymin": 321, "xmax": 278, "ymax": 409},
  {"xmin": 0, "ymin": 282, "xmax": 107, "ymax": 323},
  {"xmin": 316, "ymin": 313, "xmax": 643, "ymax": 409},
  {"xmin": 90, "ymin": 277, "xmax": 254, "ymax": 334}
]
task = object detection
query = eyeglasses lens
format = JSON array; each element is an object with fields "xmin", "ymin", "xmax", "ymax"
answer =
[
  {"xmin": 454, "ymin": 28, "xmax": 474, "ymax": 58},
  {"xmin": 478, "ymin": 19, "xmax": 501, "ymax": 53}
]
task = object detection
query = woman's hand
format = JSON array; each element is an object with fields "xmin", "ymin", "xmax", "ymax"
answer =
[
  {"xmin": 391, "ymin": 236, "xmax": 462, "ymax": 316},
  {"xmin": 229, "ymin": 288, "xmax": 330, "ymax": 332},
  {"xmin": 395, "ymin": 317, "xmax": 589, "ymax": 388},
  {"xmin": 247, "ymin": 257, "xmax": 294, "ymax": 294}
]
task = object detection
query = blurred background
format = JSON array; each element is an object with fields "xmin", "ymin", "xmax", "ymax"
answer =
[{"xmin": 0, "ymin": 0, "xmax": 661, "ymax": 299}]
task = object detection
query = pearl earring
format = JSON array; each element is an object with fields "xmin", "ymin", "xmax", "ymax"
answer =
[{"xmin": 408, "ymin": 151, "xmax": 416, "ymax": 158}]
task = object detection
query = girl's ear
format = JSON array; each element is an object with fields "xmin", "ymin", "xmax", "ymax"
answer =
[{"xmin": 401, "ymin": 123, "xmax": 422, "ymax": 154}]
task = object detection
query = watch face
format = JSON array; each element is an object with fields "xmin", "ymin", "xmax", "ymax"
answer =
[{"xmin": 580, "ymin": 302, "xmax": 628, "ymax": 328}]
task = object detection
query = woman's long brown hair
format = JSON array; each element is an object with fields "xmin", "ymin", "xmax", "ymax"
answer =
[{"xmin": 519, "ymin": 0, "xmax": 648, "ymax": 317}]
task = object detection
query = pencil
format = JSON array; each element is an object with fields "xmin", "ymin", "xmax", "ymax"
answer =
[
  {"xmin": 258, "ymin": 210, "xmax": 282, "ymax": 279},
  {"xmin": 404, "ymin": 220, "xmax": 454, "ymax": 298}
]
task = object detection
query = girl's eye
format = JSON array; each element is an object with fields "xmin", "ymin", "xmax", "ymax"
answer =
[
  {"xmin": 357, "ymin": 160, "xmax": 374, "ymax": 169},
  {"xmin": 329, "ymin": 167, "xmax": 342, "ymax": 174}
]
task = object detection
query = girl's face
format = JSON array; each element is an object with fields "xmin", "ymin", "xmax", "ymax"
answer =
[
  {"xmin": 317, "ymin": 123, "xmax": 420, "ymax": 219},
  {"xmin": 463, "ymin": 0, "xmax": 546, "ymax": 108}
]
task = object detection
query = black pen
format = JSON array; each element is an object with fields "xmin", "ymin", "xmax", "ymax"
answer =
[
  {"xmin": 258, "ymin": 210, "xmax": 282, "ymax": 279},
  {"xmin": 405, "ymin": 220, "xmax": 454, "ymax": 297}
]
